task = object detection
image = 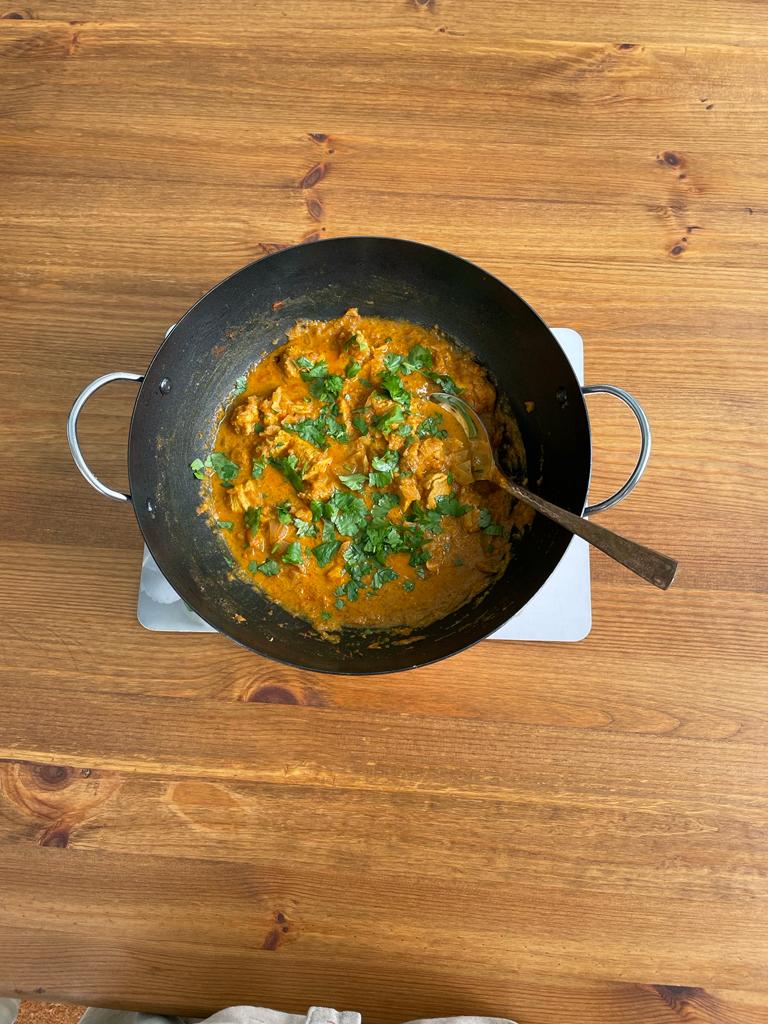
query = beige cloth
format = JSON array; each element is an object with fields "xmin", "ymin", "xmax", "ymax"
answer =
[{"xmin": 0, "ymin": 1002, "xmax": 516, "ymax": 1024}]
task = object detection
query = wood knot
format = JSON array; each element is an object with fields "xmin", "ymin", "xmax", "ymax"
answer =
[
  {"xmin": 247, "ymin": 685, "xmax": 300, "ymax": 704},
  {"xmin": 657, "ymin": 150, "xmax": 683, "ymax": 167},
  {"xmin": 616, "ymin": 42, "xmax": 636, "ymax": 50},
  {"xmin": 35, "ymin": 764, "xmax": 73, "ymax": 788},
  {"xmin": 39, "ymin": 824, "xmax": 70, "ymax": 848},
  {"xmin": 298, "ymin": 163, "xmax": 327, "ymax": 190}
]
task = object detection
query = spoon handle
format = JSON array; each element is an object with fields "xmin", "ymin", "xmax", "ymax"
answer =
[{"xmin": 506, "ymin": 481, "xmax": 678, "ymax": 590}]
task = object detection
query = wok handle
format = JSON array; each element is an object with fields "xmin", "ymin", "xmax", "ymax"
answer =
[
  {"xmin": 582, "ymin": 384, "xmax": 651, "ymax": 516},
  {"xmin": 67, "ymin": 372, "xmax": 143, "ymax": 502}
]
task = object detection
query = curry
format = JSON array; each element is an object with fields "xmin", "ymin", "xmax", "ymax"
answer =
[{"xmin": 192, "ymin": 309, "xmax": 531, "ymax": 631}]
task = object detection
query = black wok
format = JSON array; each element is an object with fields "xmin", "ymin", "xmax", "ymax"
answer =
[{"xmin": 68, "ymin": 237, "xmax": 650, "ymax": 674}]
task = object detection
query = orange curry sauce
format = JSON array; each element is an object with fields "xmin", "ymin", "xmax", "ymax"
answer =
[{"xmin": 200, "ymin": 310, "xmax": 531, "ymax": 631}]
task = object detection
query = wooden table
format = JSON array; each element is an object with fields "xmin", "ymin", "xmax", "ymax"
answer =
[{"xmin": 1, "ymin": 3, "xmax": 766, "ymax": 1022}]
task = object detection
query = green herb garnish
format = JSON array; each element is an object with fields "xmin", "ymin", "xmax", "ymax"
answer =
[
  {"xmin": 373, "ymin": 405, "xmax": 405, "ymax": 432},
  {"xmin": 325, "ymin": 490, "xmax": 368, "ymax": 536},
  {"xmin": 338, "ymin": 472, "xmax": 367, "ymax": 491},
  {"xmin": 233, "ymin": 374, "xmax": 248, "ymax": 395},
  {"xmin": 251, "ymin": 455, "xmax": 266, "ymax": 479},
  {"xmin": 269, "ymin": 453, "xmax": 304, "ymax": 491},
  {"xmin": 310, "ymin": 499, "xmax": 324, "ymax": 522},
  {"xmin": 379, "ymin": 371, "xmax": 411, "ymax": 409},
  {"xmin": 296, "ymin": 356, "xmax": 328, "ymax": 378},
  {"xmin": 425, "ymin": 371, "xmax": 462, "ymax": 396},
  {"xmin": 252, "ymin": 422, "xmax": 264, "ymax": 433},
  {"xmin": 282, "ymin": 541, "xmax": 303, "ymax": 566},
  {"xmin": 244, "ymin": 506, "xmax": 263, "ymax": 531},
  {"xmin": 479, "ymin": 508, "xmax": 505, "ymax": 536},
  {"xmin": 416, "ymin": 414, "xmax": 448, "ymax": 439},
  {"xmin": 249, "ymin": 558, "xmax": 280, "ymax": 576},
  {"xmin": 352, "ymin": 411, "xmax": 369, "ymax": 435},
  {"xmin": 403, "ymin": 579, "xmax": 416, "ymax": 592},
  {"xmin": 216, "ymin": 520, "xmax": 233, "ymax": 530},
  {"xmin": 370, "ymin": 492, "xmax": 399, "ymax": 519},
  {"xmin": 405, "ymin": 501, "xmax": 443, "ymax": 534},
  {"xmin": 345, "ymin": 360, "xmax": 362, "ymax": 379},
  {"xmin": 190, "ymin": 458, "xmax": 206, "ymax": 480},
  {"xmin": 208, "ymin": 452, "xmax": 240, "ymax": 485},
  {"xmin": 370, "ymin": 566, "xmax": 398, "ymax": 590},
  {"xmin": 312, "ymin": 537, "xmax": 342, "ymax": 567},
  {"xmin": 275, "ymin": 501, "xmax": 293, "ymax": 525},
  {"xmin": 294, "ymin": 517, "xmax": 317, "ymax": 538},
  {"xmin": 435, "ymin": 493, "xmax": 471, "ymax": 517}
]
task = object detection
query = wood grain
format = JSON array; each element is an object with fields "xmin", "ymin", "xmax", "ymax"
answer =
[{"xmin": 1, "ymin": 2, "xmax": 767, "ymax": 1022}]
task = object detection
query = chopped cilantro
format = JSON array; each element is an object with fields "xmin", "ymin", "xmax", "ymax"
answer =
[
  {"xmin": 383, "ymin": 352, "xmax": 404, "ymax": 373},
  {"xmin": 379, "ymin": 371, "xmax": 411, "ymax": 409},
  {"xmin": 275, "ymin": 501, "xmax": 293, "ymax": 525},
  {"xmin": 345, "ymin": 360, "xmax": 362, "ymax": 379},
  {"xmin": 208, "ymin": 452, "xmax": 239, "ymax": 484},
  {"xmin": 425, "ymin": 371, "xmax": 462, "ymax": 396},
  {"xmin": 416, "ymin": 564, "xmax": 427, "ymax": 579},
  {"xmin": 374, "ymin": 405, "xmax": 405, "ymax": 432},
  {"xmin": 294, "ymin": 517, "xmax": 316, "ymax": 537},
  {"xmin": 479, "ymin": 508, "xmax": 505, "ymax": 536},
  {"xmin": 370, "ymin": 566, "xmax": 398, "ymax": 590},
  {"xmin": 435, "ymin": 493, "xmax": 471, "ymax": 517},
  {"xmin": 190, "ymin": 458, "xmax": 205, "ymax": 480},
  {"xmin": 405, "ymin": 501, "xmax": 443, "ymax": 534},
  {"xmin": 216, "ymin": 520, "xmax": 233, "ymax": 530},
  {"xmin": 282, "ymin": 541, "xmax": 303, "ymax": 566},
  {"xmin": 368, "ymin": 470, "xmax": 392, "ymax": 488},
  {"xmin": 312, "ymin": 537, "xmax": 342, "ymax": 567},
  {"xmin": 310, "ymin": 499, "xmax": 324, "ymax": 521},
  {"xmin": 269, "ymin": 453, "xmax": 304, "ymax": 491},
  {"xmin": 244, "ymin": 506, "xmax": 262, "ymax": 531},
  {"xmin": 233, "ymin": 374, "xmax": 248, "ymax": 395},
  {"xmin": 249, "ymin": 558, "xmax": 280, "ymax": 576},
  {"xmin": 358, "ymin": 377, "xmax": 372, "ymax": 388},
  {"xmin": 335, "ymin": 597, "xmax": 345, "ymax": 609},
  {"xmin": 252, "ymin": 422, "xmax": 264, "ymax": 433},
  {"xmin": 325, "ymin": 490, "xmax": 368, "ymax": 536},
  {"xmin": 405, "ymin": 344, "xmax": 433, "ymax": 371},
  {"xmin": 417, "ymin": 414, "xmax": 448, "ymax": 439},
  {"xmin": 370, "ymin": 492, "xmax": 399, "ymax": 519},
  {"xmin": 309, "ymin": 373, "xmax": 343, "ymax": 404},
  {"xmin": 403, "ymin": 579, "xmax": 416, "ymax": 592},
  {"xmin": 344, "ymin": 333, "xmax": 369, "ymax": 354},
  {"xmin": 285, "ymin": 415, "xmax": 327, "ymax": 449},
  {"xmin": 372, "ymin": 450, "xmax": 399, "ymax": 473},
  {"xmin": 337, "ymin": 579, "xmax": 362, "ymax": 602},
  {"xmin": 339, "ymin": 472, "xmax": 367, "ymax": 491},
  {"xmin": 251, "ymin": 455, "xmax": 266, "ymax": 479},
  {"xmin": 321, "ymin": 610, "xmax": 332, "ymax": 621},
  {"xmin": 352, "ymin": 411, "xmax": 369, "ymax": 435},
  {"xmin": 398, "ymin": 423, "xmax": 413, "ymax": 437},
  {"xmin": 296, "ymin": 356, "xmax": 328, "ymax": 379}
]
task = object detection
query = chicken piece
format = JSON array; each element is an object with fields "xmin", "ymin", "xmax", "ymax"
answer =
[
  {"xmin": 230, "ymin": 478, "xmax": 263, "ymax": 513},
  {"xmin": 424, "ymin": 472, "xmax": 451, "ymax": 509},
  {"xmin": 304, "ymin": 471, "xmax": 335, "ymax": 502},
  {"xmin": 462, "ymin": 374, "xmax": 496, "ymax": 415},
  {"xmin": 230, "ymin": 396, "xmax": 262, "ymax": 434},
  {"xmin": 302, "ymin": 453, "xmax": 333, "ymax": 482},
  {"xmin": 398, "ymin": 477, "xmax": 421, "ymax": 510}
]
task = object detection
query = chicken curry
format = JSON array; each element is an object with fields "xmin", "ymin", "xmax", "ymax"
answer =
[{"xmin": 191, "ymin": 310, "xmax": 531, "ymax": 632}]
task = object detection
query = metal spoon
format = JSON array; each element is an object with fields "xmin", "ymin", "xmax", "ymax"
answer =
[{"xmin": 430, "ymin": 391, "xmax": 678, "ymax": 590}]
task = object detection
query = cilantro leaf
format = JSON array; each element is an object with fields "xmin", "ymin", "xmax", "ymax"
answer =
[
  {"xmin": 406, "ymin": 344, "xmax": 433, "ymax": 371},
  {"xmin": 251, "ymin": 455, "xmax": 266, "ymax": 478},
  {"xmin": 244, "ymin": 506, "xmax": 262, "ymax": 531},
  {"xmin": 190, "ymin": 458, "xmax": 205, "ymax": 480},
  {"xmin": 324, "ymin": 415, "xmax": 349, "ymax": 443},
  {"xmin": 325, "ymin": 490, "xmax": 367, "ymax": 536},
  {"xmin": 282, "ymin": 541, "xmax": 303, "ymax": 566},
  {"xmin": 345, "ymin": 360, "xmax": 362, "ymax": 379},
  {"xmin": 417, "ymin": 414, "xmax": 448, "ymax": 439},
  {"xmin": 275, "ymin": 501, "xmax": 293, "ymax": 524},
  {"xmin": 249, "ymin": 558, "xmax": 280, "ymax": 576},
  {"xmin": 269, "ymin": 453, "xmax": 304, "ymax": 491},
  {"xmin": 479, "ymin": 508, "xmax": 505, "ymax": 536},
  {"xmin": 425, "ymin": 371, "xmax": 462, "ymax": 396},
  {"xmin": 405, "ymin": 501, "xmax": 443, "ymax": 534},
  {"xmin": 312, "ymin": 538, "xmax": 342, "ymax": 567},
  {"xmin": 398, "ymin": 423, "xmax": 413, "ymax": 437},
  {"xmin": 208, "ymin": 452, "xmax": 240, "ymax": 484},
  {"xmin": 368, "ymin": 470, "xmax": 392, "ymax": 488},
  {"xmin": 379, "ymin": 372, "xmax": 411, "ymax": 409},
  {"xmin": 338, "ymin": 472, "xmax": 367, "ymax": 491},
  {"xmin": 383, "ymin": 352, "xmax": 404, "ymax": 373},
  {"xmin": 296, "ymin": 356, "xmax": 328, "ymax": 379},
  {"xmin": 233, "ymin": 374, "xmax": 248, "ymax": 395},
  {"xmin": 370, "ymin": 566, "xmax": 398, "ymax": 591},
  {"xmin": 252, "ymin": 422, "xmax": 264, "ymax": 433},
  {"xmin": 310, "ymin": 499, "xmax": 325, "ymax": 522},
  {"xmin": 403, "ymin": 579, "xmax": 416, "ymax": 592},
  {"xmin": 216, "ymin": 520, "xmax": 233, "ymax": 530},
  {"xmin": 285, "ymin": 415, "xmax": 327, "ymax": 449},
  {"xmin": 352, "ymin": 411, "xmax": 369, "ymax": 435},
  {"xmin": 370, "ymin": 492, "xmax": 399, "ymax": 519},
  {"xmin": 309, "ymin": 373, "xmax": 343, "ymax": 404},
  {"xmin": 435, "ymin": 493, "xmax": 471, "ymax": 517},
  {"xmin": 294, "ymin": 517, "xmax": 316, "ymax": 538},
  {"xmin": 374, "ymin": 405, "xmax": 405, "ymax": 432},
  {"xmin": 372, "ymin": 451, "xmax": 399, "ymax": 473},
  {"xmin": 336, "ymin": 579, "xmax": 362, "ymax": 602}
]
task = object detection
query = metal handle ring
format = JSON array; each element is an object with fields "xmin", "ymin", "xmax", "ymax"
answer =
[
  {"xmin": 67, "ymin": 372, "xmax": 143, "ymax": 502},
  {"xmin": 582, "ymin": 384, "xmax": 651, "ymax": 516}
]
